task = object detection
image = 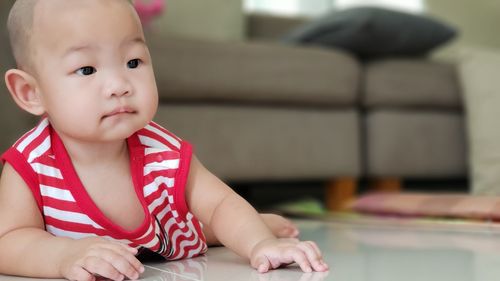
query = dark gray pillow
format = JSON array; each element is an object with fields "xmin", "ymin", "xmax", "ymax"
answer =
[{"xmin": 282, "ymin": 7, "xmax": 457, "ymax": 59}]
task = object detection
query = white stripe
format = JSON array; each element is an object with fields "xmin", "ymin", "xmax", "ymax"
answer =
[
  {"xmin": 145, "ymin": 159, "xmax": 179, "ymax": 169},
  {"xmin": 27, "ymin": 135, "xmax": 51, "ymax": 163},
  {"xmin": 187, "ymin": 240, "xmax": 206, "ymax": 259},
  {"xmin": 46, "ymin": 225, "xmax": 97, "ymax": 239},
  {"xmin": 31, "ymin": 163, "xmax": 63, "ymax": 179},
  {"xmin": 172, "ymin": 216, "xmax": 204, "ymax": 259},
  {"xmin": 145, "ymin": 124, "xmax": 181, "ymax": 149},
  {"xmin": 144, "ymin": 161, "xmax": 179, "ymax": 177},
  {"xmin": 144, "ymin": 176, "xmax": 175, "ymax": 197},
  {"xmin": 46, "ymin": 225, "xmax": 131, "ymax": 244},
  {"xmin": 148, "ymin": 190, "xmax": 169, "ymax": 213},
  {"xmin": 156, "ymin": 204, "xmax": 172, "ymax": 222},
  {"xmin": 171, "ymin": 210, "xmax": 179, "ymax": 218},
  {"xmin": 40, "ymin": 185, "xmax": 75, "ymax": 202},
  {"xmin": 43, "ymin": 206, "xmax": 103, "ymax": 229},
  {"xmin": 171, "ymin": 228, "xmax": 198, "ymax": 259},
  {"xmin": 145, "ymin": 147, "xmax": 168, "ymax": 155},
  {"xmin": 144, "ymin": 160, "xmax": 179, "ymax": 175},
  {"xmin": 16, "ymin": 119, "xmax": 49, "ymax": 153},
  {"xmin": 164, "ymin": 216, "xmax": 185, "ymax": 238},
  {"xmin": 138, "ymin": 135, "xmax": 171, "ymax": 150}
]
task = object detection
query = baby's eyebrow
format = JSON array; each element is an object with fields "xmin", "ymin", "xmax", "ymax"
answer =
[
  {"xmin": 63, "ymin": 44, "xmax": 96, "ymax": 58},
  {"xmin": 61, "ymin": 37, "xmax": 146, "ymax": 58},
  {"xmin": 122, "ymin": 36, "xmax": 146, "ymax": 47}
]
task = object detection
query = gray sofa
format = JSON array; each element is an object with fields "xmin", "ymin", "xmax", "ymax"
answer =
[
  {"xmin": 364, "ymin": 60, "xmax": 465, "ymax": 179},
  {"xmin": 0, "ymin": 5, "xmax": 465, "ymax": 209}
]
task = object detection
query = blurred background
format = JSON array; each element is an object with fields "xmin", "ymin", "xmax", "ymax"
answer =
[{"xmin": 1, "ymin": 0, "xmax": 500, "ymax": 214}]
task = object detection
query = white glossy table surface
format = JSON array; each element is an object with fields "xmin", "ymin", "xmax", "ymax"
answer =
[{"xmin": 3, "ymin": 217, "xmax": 500, "ymax": 281}]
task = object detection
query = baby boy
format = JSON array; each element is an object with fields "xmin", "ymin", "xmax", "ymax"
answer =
[{"xmin": 0, "ymin": 0, "xmax": 328, "ymax": 280}]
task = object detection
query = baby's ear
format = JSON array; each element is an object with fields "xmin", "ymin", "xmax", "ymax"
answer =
[{"xmin": 4, "ymin": 69, "xmax": 45, "ymax": 116}]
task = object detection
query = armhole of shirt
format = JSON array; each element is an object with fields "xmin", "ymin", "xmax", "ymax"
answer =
[
  {"xmin": 1, "ymin": 148, "xmax": 43, "ymax": 212},
  {"xmin": 173, "ymin": 140, "xmax": 192, "ymax": 219}
]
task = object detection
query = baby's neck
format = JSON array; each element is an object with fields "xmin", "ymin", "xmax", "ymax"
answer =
[{"xmin": 60, "ymin": 136, "xmax": 129, "ymax": 167}]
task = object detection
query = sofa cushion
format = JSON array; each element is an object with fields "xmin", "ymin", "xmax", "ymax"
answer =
[
  {"xmin": 148, "ymin": 36, "xmax": 360, "ymax": 106},
  {"xmin": 459, "ymin": 47, "xmax": 500, "ymax": 195},
  {"xmin": 282, "ymin": 7, "xmax": 457, "ymax": 59},
  {"xmin": 155, "ymin": 105, "xmax": 361, "ymax": 180},
  {"xmin": 364, "ymin": 59, "xmax": 461, "ymax": 108},
  {"xmin": 366, "ymin": 110, "xmax": 467, "ymax": 178}
]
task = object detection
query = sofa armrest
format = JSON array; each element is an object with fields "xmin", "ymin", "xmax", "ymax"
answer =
[{"xmin": 148, "ymin": 35, "xmax": 360, "ymax": 106}]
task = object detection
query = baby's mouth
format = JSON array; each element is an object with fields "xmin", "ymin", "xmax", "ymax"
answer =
[{"xmin": 103, "ymin": 107, "xmax": 136, "ymax": 119}]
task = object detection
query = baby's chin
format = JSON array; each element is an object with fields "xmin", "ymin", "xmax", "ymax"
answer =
[{"xmin": 103, "ymin": 123, "xmax": 146, "ymax": 140}]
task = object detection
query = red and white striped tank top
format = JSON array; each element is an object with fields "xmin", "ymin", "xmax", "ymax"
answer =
[{"xmin": 1, "ymin": 118, "xmax": 207, "ymax": 260}]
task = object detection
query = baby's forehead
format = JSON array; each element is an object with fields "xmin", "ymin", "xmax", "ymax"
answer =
[
  {"xmin": 31, "ymin": 0, "xmax": 140, "ymax": 40},
  {"xmin": 9, "ymin": 0, "xmax": 139, "ymax": 70},
  {"xmin": 35, "ymin": 1, "xmax": 142, "ymax": 50}
]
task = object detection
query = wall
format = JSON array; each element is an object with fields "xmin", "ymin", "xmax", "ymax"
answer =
[
  {"xmin": 0, "ymin": 0, "xmax": 36, "ymax": 153},
  {"xmin": 426, "ymin": 0, "xmax": 500, "ymax": 60},
  {"xmin": 152, "ymin": 0, "xmax": 245, "ymax": 41}
]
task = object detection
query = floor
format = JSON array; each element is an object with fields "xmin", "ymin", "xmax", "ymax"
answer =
[{"xmin": 2, "ymin": 216, "xmax": 500, "ymax": 281}]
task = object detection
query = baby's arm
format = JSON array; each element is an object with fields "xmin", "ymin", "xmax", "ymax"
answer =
[
  {"xmin": 0, "ymin": 163, "xmax": 143, "ymax": 280},
  {"xmin": 185, "ymin": 156, "xmax": 328, "ymax": 273}
]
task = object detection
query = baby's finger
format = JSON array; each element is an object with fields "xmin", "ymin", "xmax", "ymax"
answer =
[
  {"xmin": 288, "ymin": 249, "xmax": 312, "ymax": 273},
  {"xmin": 118, "ymin": 242, "xmax": 140, "ymax": 254},
  {"xmin": 98, "ymin": 249, "xmax": 142, "ymax": 280},
  {"xmin": 253, "ymin": 256, "xmax": 272, "ymax": 273},
  {"xmin": 65, "ymin": 265, "xmax": 96, "ymax": 281},
  {"xmin": 101, "ymin": 243, "xmax": 144, "ymax": 274},
  {"xmin": 80, "ymin": 256, "xmax": 124, "ymax": 281},
  {"xmin": 296, "ymin": 242, "xmax": 328, "ymax": 272},
  {"xmin": 306, "ymin": 241, "xmax": 322, "ymax": 257}
]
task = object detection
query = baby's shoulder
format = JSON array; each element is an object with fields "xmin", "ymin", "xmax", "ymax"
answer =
[{"xmin": 9, "ymin": 118, "xmax": 53, "ymax": 164}]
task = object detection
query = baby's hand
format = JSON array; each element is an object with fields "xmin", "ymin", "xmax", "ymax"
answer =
[
  {"xmin": 60, "ymin": 237, "xmax": 144, "ymax": 281},
  {"xmin": 250, "ymin": 238, "xmax": 329, "ymax": 273}
]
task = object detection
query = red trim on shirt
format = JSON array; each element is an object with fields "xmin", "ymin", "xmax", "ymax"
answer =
[{"xmin": 173, "ymin": 141, "xmax": 192, "ymax": 218}]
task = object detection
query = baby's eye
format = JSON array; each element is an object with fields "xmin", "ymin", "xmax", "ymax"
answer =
[
  {"xmin": 127, "ymin": 59, "xmax": 141, "ymax": 69},
  {"xmin": 75, "ymin": 66, "xmax": 96, "ymax": 76}
]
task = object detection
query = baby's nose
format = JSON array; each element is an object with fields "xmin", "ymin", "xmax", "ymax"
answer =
[{"xmin": 105, "ymin": 73, "xmax": 132, "ymax": 97}]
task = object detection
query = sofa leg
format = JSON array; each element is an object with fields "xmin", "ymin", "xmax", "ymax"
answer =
[
  {"xmin": 370, "ymin": 177, "xmax": 402, "ymax": 193},
  {"xmin": 325, "ymin": 178, "xmax": 357, "ymax": 211}
]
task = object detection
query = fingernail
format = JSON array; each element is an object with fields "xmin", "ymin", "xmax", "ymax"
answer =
[{"xmin": 140, "ymin": 265, "xmax": 145, "ymax": 273}]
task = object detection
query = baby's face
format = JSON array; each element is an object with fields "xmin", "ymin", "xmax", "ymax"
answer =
[{"xmin": 29, "ymin": 0, "xmax": 158, "ymax": 143}]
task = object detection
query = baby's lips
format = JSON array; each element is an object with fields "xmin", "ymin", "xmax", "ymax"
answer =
[{"xmin": 104, "ymin": 106, "xmax": 135, "ymax": 117}]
